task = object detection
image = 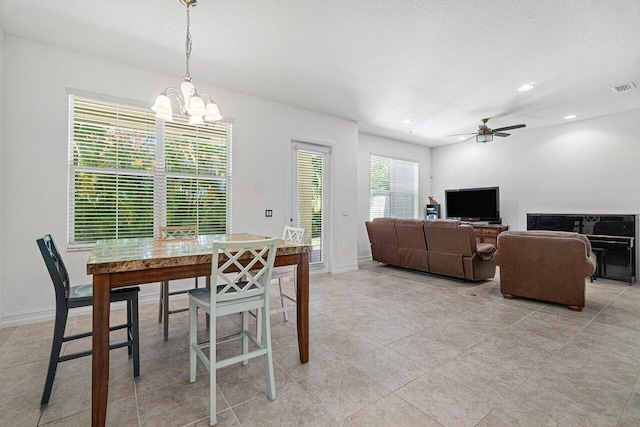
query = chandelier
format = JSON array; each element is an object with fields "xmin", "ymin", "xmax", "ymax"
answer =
[{"xmin": 152, "ymin": 0, "xmax": 222, "ymax": 125}]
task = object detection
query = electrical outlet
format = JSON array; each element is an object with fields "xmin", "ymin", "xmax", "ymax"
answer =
[{"xmin": 265, "ymin": 209, "xmax": 273, "ymax": 217}]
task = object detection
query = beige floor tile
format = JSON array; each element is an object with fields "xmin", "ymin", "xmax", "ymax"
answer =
[
  {"xmin": 341, "ymin": 393, "xmax": 442, "ymax": 426},
  {"xmin": 39, "ymin": 396, "xmax": 138, "ymax": 426},
  {"xmin": 465, "ymin": 328, "xmax": 563, "ymax": 374},
  {"xmin": 434, "ymin": 353, "xmax": 529, "ymax": 404},
  {"xmin": 523, "ymin": 370, "xmax": 630, "ymax": 424},
  {"xmin": 216, "ymin": 355, "xmax": 292, "ymax": 407},
  {"xmin": 417, "ymin": 318, "xmax": 498, "ymax": 351},
  {"xmin": 594, "ymin": 300, "xmax": 640, "ymax": 332},
  {"xmin": 3, "ymin": 266, "xmax": 639, "ymax": 427},
  {"xmin": 0, "ymin": 336, "xmax": 53, "ymax": 368},
  {"xmin": 511, "ymin": 309, "xmax": 591, "ymax": 343},
  {"xmin": 387, "ymin": 333, "xmax": 460, "ymax": 369},
  {"xmin": 299, "ymin": 363, "xmax": 389, "ymax": 420},
  {"xmin": 548, "ymin": 343, "xmax": 640, "ymax": 389},
  {"xmin": 39, "ymin": 364, "xmax": 135, "ymax": 424},
  {"xmin": 329, "ymin": 307, "xmax": 380, "ymax": 328},
  {"xmin": 618, "ymin": 391, "xmax": 640, "ymax": 427},
  {"xmin": 273, "ymin": 346, "xmax": 338, "ymax": 382},
  {"xmin": 233, "ymin": 382, "xmax": 336, "ymax": 426},
  {"xmin": 348, "ymin": 347, "xmax": 428, "ymax": 391},
  {"xmin": 187, "ymin": 408, "xmax": 240, "ymax": 426},
  {"xmin": 479, "ymin": 375, "xmax": 612, "ymax": 427},
  {"xmin": 0, "ymin": 327, "xmax": 17, "ymax": 348},
  {"xmin": 0, "ymin": 398, "xmax": 43, "ymax": 427},
  {"xmin": 313, "ymin": 330, "xmax": 382, "ymax": 361},
  {"xmin": 358, "ymin": 318, "xmax": 418, "ymax": 345},
  {"xmin": 137, "ymin": 379, "xmax": 228, "ymax": 427},
  {"xmin": 395, "ymin": 370, "xmax": 497, "ymax": 427}
]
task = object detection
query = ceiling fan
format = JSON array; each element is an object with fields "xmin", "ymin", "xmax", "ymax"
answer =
[{"xmin": 449, "ymin": 118, "xmax": 526, "ymax": 143}]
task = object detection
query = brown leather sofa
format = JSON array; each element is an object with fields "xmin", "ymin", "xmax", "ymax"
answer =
[
  {"xmin": 494, "ymin": 230, "xmax": 596, "ymax": 311},
  {"xmin": 365, "ymin": 218, "xmax": 496, "ymax": 281}
]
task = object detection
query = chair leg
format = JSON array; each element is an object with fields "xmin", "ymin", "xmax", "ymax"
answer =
[
  {"xmin": 127, "ymin": 298, "xmax": 133, "ymax": 359},
  {"xmin": 158, "ymin": 282, "xmax": 163, "ymax": 323},
  {"xmin": 209, "ymin": 305, "xmax": 217, "ymax": 426},
  {"xmin": 163, "ymin": 281, "xmax": 170, "ymax": 341},
  {"xmin": 262, "ymin": 303, "xmax": 276, "ymax": 401},
  {"xmin": 279, "ymin": 278, "xmax": 288, "ymax": 322},
  {"xmin": 41, "ymin": 308, "xmax": 68, "ymax": 409},
  {"xmin": 189, "ymin": 299, "xmax": 197, "ymax": 384},
  {"xmin": 131, "ymin": 292, "xmax": 140, "ymax": 381},
  {"xmin": 255, "ymin": 308, "xmax": 263, "ymax": 343},
  {"xmin": 241, "ymin": 310, "xmax": 249, "ymax": 366},
  {"xmin": 205, "ymin": 276, "xmax": 211, "ymax": 330}
]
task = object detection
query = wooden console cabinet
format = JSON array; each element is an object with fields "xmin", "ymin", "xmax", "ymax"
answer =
[{"xmin": 471, "ymin": 224, "xmax": 509, "ymax": 246}]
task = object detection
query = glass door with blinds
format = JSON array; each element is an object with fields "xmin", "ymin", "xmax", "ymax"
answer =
[{"xmin": 292, "ymin": 143, "xmax": 329, "ymax": 271}]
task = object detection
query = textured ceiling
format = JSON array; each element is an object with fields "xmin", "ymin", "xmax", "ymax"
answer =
[{"xmin": 1, "ymin": 0, "xmax": 639, "ymax": 147}]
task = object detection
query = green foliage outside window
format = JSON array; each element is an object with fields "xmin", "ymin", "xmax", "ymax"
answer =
[{"xmin": 70, "ymin": 96, "xmax": 231, "ymax": 245}]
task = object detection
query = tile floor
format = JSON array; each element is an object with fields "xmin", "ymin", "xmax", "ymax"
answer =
[{"xmin": 1, "ymin": 262, "xmax": 640, "ymax": 426}]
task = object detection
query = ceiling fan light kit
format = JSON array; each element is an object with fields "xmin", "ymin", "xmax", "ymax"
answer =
[
  {"xmin": 476, "ymin": 134, "xmax": 493, "ymax": 143},
  {"xmin": 152, "ymin": 0, "xmax": 222, "ymax": 125},
  {"xmin": 449, "ymin": 117, "xmax": 526, "ymax": 144}
]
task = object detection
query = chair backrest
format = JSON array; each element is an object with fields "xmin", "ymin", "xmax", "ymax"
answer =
[
  {"xmin": 282, "ymin": 226, "xmax": 306, "ymax": 244},
  {"xmin": 212, "ymin": 238, "xmax": 278, "ymax": 303},
  {"xmin": 37, "ymin": 234, "xmax": 70, "ymax": 307},
  {"xmin": 160, "ymin": 225, "xmax": 198, "ymax": 241}
]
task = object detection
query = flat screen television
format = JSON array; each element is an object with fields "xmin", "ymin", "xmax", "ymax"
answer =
[{"xmin": 445, "ymin": 187, "xmax": 500, "ymax": 223}]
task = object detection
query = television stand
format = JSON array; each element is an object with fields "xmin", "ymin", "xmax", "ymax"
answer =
[{"xmin": 471, "ymin": 224, "xmax": 509, "ymax": 246}]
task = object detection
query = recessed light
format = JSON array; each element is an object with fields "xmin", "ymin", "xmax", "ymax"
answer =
[
  {"xmin": 402, "ymin": 119, "xmax": 413, "ymax": 124},
  {"xmin": 518, "ymin": 83, "xmax": 535, "ymax": 92},
  {"xmin": 564, "ymin": 114, "xmax": 577, "ymax": 120}
]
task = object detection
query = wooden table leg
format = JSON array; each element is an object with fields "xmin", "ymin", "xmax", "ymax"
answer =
[
  {"xmin": 296, "ymin": 252, "xmax": 309, "ymax": 363},
  {"xmin": 92, "ymin": 274, "xmax": 111, "ymax": 426}
]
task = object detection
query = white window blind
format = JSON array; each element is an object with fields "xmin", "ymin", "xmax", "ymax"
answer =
[
  {"xmin": 369, "ymin": 154, "xmax": 418, "ymax": 220},
  {"xmin": 296, "ymin": 149, "xmax": 324, "ymax": 263},
  {"xmin": 68, "ymin": 95, "xmax": 232, "ymax": 246}
]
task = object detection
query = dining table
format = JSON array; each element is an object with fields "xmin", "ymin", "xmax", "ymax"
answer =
[{"xmin": 87, "ymin": 233, "xmax": 310, "ymax": 426}]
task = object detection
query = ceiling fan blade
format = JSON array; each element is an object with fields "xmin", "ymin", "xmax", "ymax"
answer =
[
  {"xmin": 494, "ymin": 132, "xmax": 511, "ymax": 137},
  {"xmin": 447, "ymin": 132, "xmax": 476, "ymax": 137},
  {"xmin": 492, "ymin": 124, "xmax": 526, "ymax": 132}
]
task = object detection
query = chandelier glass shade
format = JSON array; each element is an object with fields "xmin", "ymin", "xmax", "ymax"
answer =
[{"xmin": 152, "ymin": 0, "xmax": 222, "ymax": 124}]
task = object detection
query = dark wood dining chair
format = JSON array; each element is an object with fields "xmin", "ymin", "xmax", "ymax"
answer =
[{"xmin": 36, "ymin": 234, "xmax": 140, "ymax": 409}]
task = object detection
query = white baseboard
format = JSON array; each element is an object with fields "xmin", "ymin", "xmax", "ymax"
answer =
[
  {"xmin": 331, "ymin": 264, "xmax": 359, "ymax": 274},
  {"xmin": 0, "ymin": 293, "xmax": 160, "ymax": 329},
  {"xmin": 357, "ymin": 255, "xmax": 373, "ymax": 262}
]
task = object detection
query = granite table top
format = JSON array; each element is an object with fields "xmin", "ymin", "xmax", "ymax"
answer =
[{"xmin": 87, "ymin": 233, "xmax": 309, "ymax": 275}]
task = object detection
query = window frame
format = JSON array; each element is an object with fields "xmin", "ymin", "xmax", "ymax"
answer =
[{"xmin": 67, "ymin": 92, "xmax": 233, "ymax": 249}]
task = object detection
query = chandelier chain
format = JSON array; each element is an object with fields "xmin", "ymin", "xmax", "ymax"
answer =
[{"xmin": 185, "ymin": 3, "xmax": 192, "ymax": 81}]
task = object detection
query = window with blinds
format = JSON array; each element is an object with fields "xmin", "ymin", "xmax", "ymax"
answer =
[
  {"xmin": 69, "ymin": 95, "xmax": 232, "ymax": 246},
  {"xmin": 369, "ymin": 154, "xmax": 418, "ymax": 220},
  {"xmin": 296, "ymin": 149, "xmax": 324, "ymax": 263}
]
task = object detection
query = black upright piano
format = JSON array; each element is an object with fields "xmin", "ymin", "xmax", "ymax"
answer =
[{"xmin": 527, "ymin": 213, "xmax": 639, "ymax": 284}]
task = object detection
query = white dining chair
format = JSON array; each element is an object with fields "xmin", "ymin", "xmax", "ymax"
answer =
[
  {"xmin": 158, "ymin": 225, "xmax": 207, "ymax": 341},
  {"xmin": 252, "ymin": 226, "xmax": 305, "ymax": 342},
  {"xmin": 188, "ymin": 238, "xmax": 278, "ymax": 426}
]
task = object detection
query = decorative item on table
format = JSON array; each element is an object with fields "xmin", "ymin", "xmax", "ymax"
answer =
[{"xmin": 428, "ymin": 196, "xmax": 438, "ymax": 205}]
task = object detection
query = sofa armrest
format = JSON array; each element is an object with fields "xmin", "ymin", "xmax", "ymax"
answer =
[{"xmin": 476, "ymin": 243, "xmax": 496, "ymax": 260}]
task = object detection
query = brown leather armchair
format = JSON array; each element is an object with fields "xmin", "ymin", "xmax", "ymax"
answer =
[{"xmin": 494, "ymin": 230, "xmax": 596, "ymax": 311}]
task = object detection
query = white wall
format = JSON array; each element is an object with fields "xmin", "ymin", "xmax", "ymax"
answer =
[
  {"xmin": 357, "ymin": 132, "xmax": 432, "ymax": 259},
  {"xmin": 0, "ymin": 36, "xmax": 359, "ymax": 326},
  {"xmin": 432, "ymin": 109, "xmax": 640, "ymax": 231},
  {"xmin": 0, "ymin": 28, "xmax": 5, "ymax": 324}
]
